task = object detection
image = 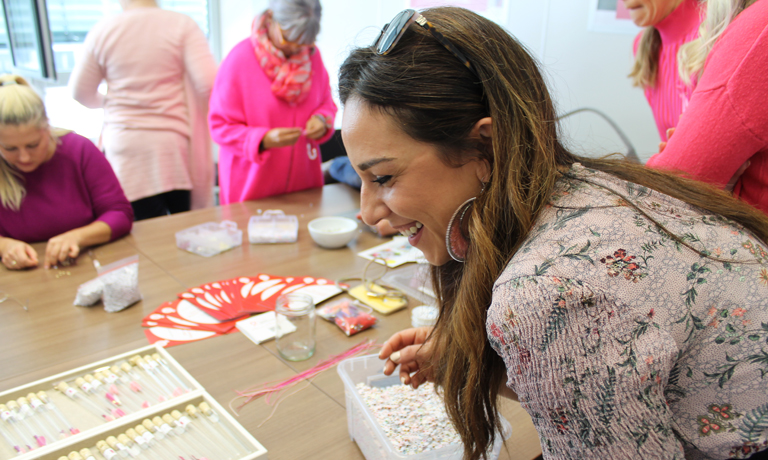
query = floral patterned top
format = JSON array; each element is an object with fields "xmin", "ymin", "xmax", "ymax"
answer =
[{"xmin": 487, "ymin": 164, "xmax": 768, "ymax": 460}]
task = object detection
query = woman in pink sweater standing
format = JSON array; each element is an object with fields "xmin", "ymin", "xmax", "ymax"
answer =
[
  {"xmin": 647, "ymin": 0, "xmax": 768, "ymax": 215},
  {"xmin": 208, "ymin": 0, "xmax": 337, "ymax": 204},
  {"xmin": 69, "ymin": 0, "xmax": 217, "ymax": 220},
  {"xmin": 628, "ymin": 0, "xmax": 704, "ymax": 143}
]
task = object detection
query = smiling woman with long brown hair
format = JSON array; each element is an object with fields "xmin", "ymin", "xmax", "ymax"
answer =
[{"xmin": 339, "ymin": 7, "xmax": 768, "ymax": 460}]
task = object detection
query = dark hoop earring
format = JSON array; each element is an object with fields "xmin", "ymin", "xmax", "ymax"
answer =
[{"xmin": 445, "ymin": 197, "xmax": 475, "ymax": 263}]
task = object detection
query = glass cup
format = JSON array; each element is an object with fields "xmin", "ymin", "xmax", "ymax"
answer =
[{"xmin": 274, "ymin": 293, "xmax": 316, "ymax": 361}]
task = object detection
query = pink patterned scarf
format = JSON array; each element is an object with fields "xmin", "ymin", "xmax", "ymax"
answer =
[{"xmin": 250, "ymin": 13, "xmax": 312, "ymax": 104}]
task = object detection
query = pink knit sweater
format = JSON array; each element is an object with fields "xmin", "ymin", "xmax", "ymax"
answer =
[
  {"xmin": 646, "ymin": 0, "xmax": 768, "ymax": 215},
  {"xmin": 633, "ymin": 0, "xmax": 703, "ymax": 141},
  {"xmin": 208, "ymin": 39, "xmax": 337, "ymax": 204}
]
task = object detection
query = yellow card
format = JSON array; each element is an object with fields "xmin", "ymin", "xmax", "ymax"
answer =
[{"xmin": 348, "ymin": 283, "xmax": 408, "ymax": 315}]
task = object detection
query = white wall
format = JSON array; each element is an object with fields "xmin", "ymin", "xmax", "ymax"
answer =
[{"xmin": 218, "ymin": 0, "xmax": 661, "ymax": 162}]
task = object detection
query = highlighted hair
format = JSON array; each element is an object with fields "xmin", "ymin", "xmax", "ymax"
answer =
[{"xmin": 678, "ymin": 0, "xmax": 757, "ymax": 84}]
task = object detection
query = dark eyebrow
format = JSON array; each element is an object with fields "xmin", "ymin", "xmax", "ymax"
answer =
[{"xmin": 357, "ymin": 157, "xmax": 394, "ymax": 172}]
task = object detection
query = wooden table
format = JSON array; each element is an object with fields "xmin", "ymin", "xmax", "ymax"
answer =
[{"xmin": 0, "ymin": 184, "xmax": 541, "ymax": 460}]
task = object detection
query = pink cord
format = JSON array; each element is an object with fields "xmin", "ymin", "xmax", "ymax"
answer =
[{"xmin": 230, "ymin": 339, "xmax": 379, "ymax": 414}]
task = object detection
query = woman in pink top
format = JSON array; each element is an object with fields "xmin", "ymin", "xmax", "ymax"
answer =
[
  {"xmin": 628, "ymin": 0, "xmax": 704, "ymax": 142},
  {"xmin": 647, "ymin": 0, "xmax": 768, "ymax": 214},
  {"xmin": 208, "ymin": 0, "xmax": 337, "ymax": 204},
  {"xmin": 69, "ymin": 0, "xmax": 217, "ymax": 220},
  {"xmin": 0, "ymin": 75, "xmax": 132, "ymax": 270}
]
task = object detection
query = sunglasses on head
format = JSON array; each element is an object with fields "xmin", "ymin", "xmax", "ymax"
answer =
[{"xmin": 374, "ymin": 9, "xmax": 479, "ymax": 79}]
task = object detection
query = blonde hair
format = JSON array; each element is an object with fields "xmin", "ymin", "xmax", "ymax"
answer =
[
  {"xmin": 629, "ymin": 27, "xmax": 662, "ymax": 89},
  {"xmin": 629, "ymin": 0, "xmax": 706, "ymax": 89},
  {"xmin": 0, "ymin": 74, "xmax": 50, "ymax": 211},
  {"xmin": 678, "ymin": 0, "xmax": 758, "ymax": 84}
]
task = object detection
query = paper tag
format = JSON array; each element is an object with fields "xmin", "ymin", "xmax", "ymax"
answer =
[
  {"xmin": 235, "ymin": 311, "xmax": 297, "ymax": 345},
  {"xmin": 103, "ymin": 448, "xmax": 117, "ymax": 460},
  {"xmin": 90, "ymin": 379, "xmax": 103, "ymax": 390},
  {"xmin": 29, "ymin": 399, "xmax": 42, "ymax": 410},
  {"xmin": 159, "ymin": 424, "xmax": 173, "ymax": 435},
  {"xmin": 142, "ymin": 432, "xmax": 154, "ymax": 443},
  {"xmin": 104, "ymin": 373, "xmax": 118, "ymax": 384},
  {"xmin": 80, "ymin": 382, "xmax": 92, "ymax": 393},
  {"xmin": 65, "ymin": 387, "xmax": 77, "ymax": 398},
  {"xmin": 134, "ymin": 436, "xmax": 147, "ymax": 447},
  {"xmin": 0, "ymin": 410, "xmax": 11, "ymax": 422}
]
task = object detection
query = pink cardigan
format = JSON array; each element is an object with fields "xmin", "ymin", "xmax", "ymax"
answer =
[
  {"xmin": 646, "ymin": 0, "xmax": 768, "ymax": 215},
  {"xmin": 209, "ymin": 39, "xmax": 337, "ymax": 204},
  {"xmin": 633, "ymin": 0, "xmax": 703, "ymax": 141}
]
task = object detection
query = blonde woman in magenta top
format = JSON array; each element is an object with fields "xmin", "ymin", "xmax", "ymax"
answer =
[
  {"xmin": 629, "ymin": 0, "xmax": 704, "ymax": 143},
  {"xmin": 69, "ymin": 0, "xmax": 217, "ymax": 220},
  {"xmin": 0, "ymin": 75, "xmax": 132, "ymax": 270}
]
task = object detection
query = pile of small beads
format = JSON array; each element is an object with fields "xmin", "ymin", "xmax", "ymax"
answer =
[{"xmin": 356, "ymin": 382, "xmax": 461, "ymax": 455}]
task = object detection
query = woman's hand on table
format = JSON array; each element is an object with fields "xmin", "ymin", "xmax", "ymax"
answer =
[
  {"xmin": 380, "ymin": 327, "xmax": 434, "ymax": 389},
  {"xmin": 304, "ymin": 115, "xmax": 328, "ymax": 140},
  {"xmin": 44, "ymin": 230, "xmax": 82, "ymax": 268},
  {"xmin": 262, "ymin": 127, "xmax": 301, "ymax": 150},
  {"xmin": 0, "ymin": 237, "xmax": 39, "ymax": 270}
]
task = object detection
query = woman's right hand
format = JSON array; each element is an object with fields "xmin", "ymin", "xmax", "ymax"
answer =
[
  {"xmin": 379, "ymin": 327, "xmax": 434, "ymax": 388},
  {"xmin": 0, "ymin": 237, "xmax": 39, "ymax": 270},
  {"xmin": 261, "ymin": 127, "xmax": 301, "ymax": 150}
]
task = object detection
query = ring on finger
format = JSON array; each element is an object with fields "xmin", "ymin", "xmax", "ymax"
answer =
[{"xmin": 10, "ymin": 260, "xmax": 17, "ymax": 265}]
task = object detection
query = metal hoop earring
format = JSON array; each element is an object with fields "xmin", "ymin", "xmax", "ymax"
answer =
[{"xmin": 445, "ymin": 197, "xmax": 475, "ymax": 263}]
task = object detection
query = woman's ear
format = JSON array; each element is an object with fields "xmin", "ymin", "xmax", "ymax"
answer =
[{"xmin": 470, "ymin": 117, "xmax": 492, "ymax": 142}]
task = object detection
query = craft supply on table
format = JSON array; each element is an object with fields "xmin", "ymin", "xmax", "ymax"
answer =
[
  {"xmin": 248, "ymin": 209, "xmax": 299, "ymax": 243},
  {"xmin": 317, "ymin": 298, "xmax": 377, "ymax": 336},
  {"xmin": 337, "ymin": 258, "xmax": 408, "ymax": 315},
  {"xmin": 411, "ymin": 305, "xmax": 439, "ymax": 328},
  {"xmin": 307, "ymin": 216, "xmax": 360, "ymax": 248},
  {"xmin": 73, "ymin": 254, "xmax": 141, "ymax": 313},
  {"xmin": 236, "ymin": 311, "xmax": 297, "ymax": 345},
  {"xmin": 143, "ymin": 273, "xmax": 342, "ymax": 347},
  {"xmin": 357, "ymin": 382, "xmax": 461, "ymax": 455},
  {"xmin": 380, "ymin": 262, "xmax": 436, "ymax": 304},
  {"xmin": 175, "ymin": 220, "xmax": 242, "ymax": 257},
  {"xmin": 0, "ymin": 345, "xmax": 267, "ymax": 459},
  {"xmin": 357, "ymin": 236, "xmax": 425, "ymax": 268},
  {"xmin": 274, "ymin": 293, "xmax": 316, "ymax": 361},
  {"xmin": 337, "ymin": 354, "xmax": 511, "ymax": 460},
  {"xmin": 231, "ymin": 339, "xmax": 379, "ymax": 425}
]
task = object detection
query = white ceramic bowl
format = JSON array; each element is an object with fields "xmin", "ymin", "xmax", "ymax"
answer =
[{"xmin": 307, "ymin": 216, "xmax": 359, "ymax": 249}]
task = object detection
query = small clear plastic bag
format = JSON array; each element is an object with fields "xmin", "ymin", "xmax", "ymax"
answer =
[
  {"xmin": 97, "ymin": 255, "xmax": 142, "ymax": 312},
  {"xmin": 73, "ymin": 277, "xmax": 104, "ymax": 307},
  {"xmin": 316, "ymin": 298, "xmax": 377, "ymax": 336}
]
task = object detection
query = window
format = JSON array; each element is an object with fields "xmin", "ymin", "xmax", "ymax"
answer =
[{"xmin": 35, "ymin": 0, "xmax": 215, "ymax": 140}]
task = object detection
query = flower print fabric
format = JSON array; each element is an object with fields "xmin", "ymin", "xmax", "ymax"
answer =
[{"xmin": 487, "ymin": 164, "xmax": 768, "ymax": 460}]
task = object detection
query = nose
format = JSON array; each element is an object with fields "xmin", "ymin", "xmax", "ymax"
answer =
[
  {"xmin": 17, "ymin": 148, "xmax": 31, "ymax": 162},
  {"xmin": 359, "ymin": 183, "xmax": 390, "ymax": 227}
]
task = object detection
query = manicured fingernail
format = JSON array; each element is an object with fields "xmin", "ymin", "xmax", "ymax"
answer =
[
  {"xmin": 400, "ymin": 376, "xmax": 407, "ymax": 385},
  {"xmin": 390, "ymin": 351, "xmax": 400, "ymax": 363}
]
